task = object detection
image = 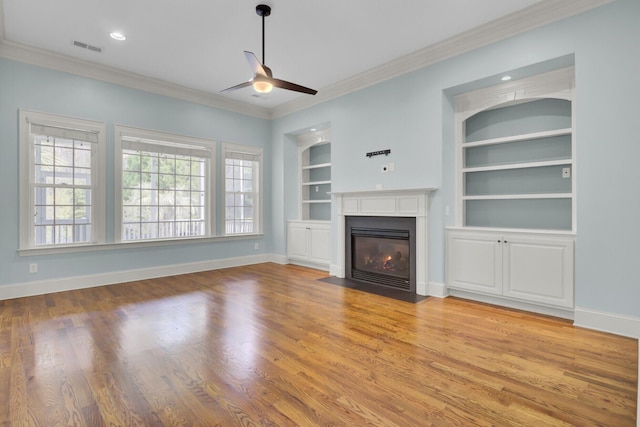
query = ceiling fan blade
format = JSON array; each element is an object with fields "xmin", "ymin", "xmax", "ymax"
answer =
[
  {"xmin": 271, "ymin": 78, "xmax": 318, "ymax": 95},
  {"xmin": 244, "ymin": 51, "xmax": 271, "ymax": 77},
  {"xmin": 220, "ymin": 81, "xmax": 253, "ymax": 93}
]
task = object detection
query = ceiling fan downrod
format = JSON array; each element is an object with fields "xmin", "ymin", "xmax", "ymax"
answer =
[{"xmin": 256, "ymin": 4, "xmax": 271, "ymax": 65}]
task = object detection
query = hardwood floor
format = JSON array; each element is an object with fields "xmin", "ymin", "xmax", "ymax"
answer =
[{"xmin": 0, "ymin": 263, "xmax": 637, "ymax": 426}]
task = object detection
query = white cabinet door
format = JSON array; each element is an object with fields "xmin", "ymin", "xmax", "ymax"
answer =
[
  {"xmin": 287, "ymin": 223, "xmax": 309, "ymax": 259},
  {"xmin": 287, "ymin": 221, "xmax": 330, "ymax": 268},
  {"xmin": 503, "ymin": 235, "xmax": 574, "ymax": 308},
  {"xmin": 447, "ymin": 229, "xmax": 575, "ymax": 310},
  {"xmin": 447, "ymin": 231, "xmax": 502, "ymax": 295},
  {"xmin": 309, "ymin": 226, "xmax": 331, "ymax": 264}
]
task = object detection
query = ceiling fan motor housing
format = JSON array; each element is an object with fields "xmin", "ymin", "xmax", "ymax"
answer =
[{"xmin": 256, "ymin": 4, "xmax": 271, "ymax": 17}]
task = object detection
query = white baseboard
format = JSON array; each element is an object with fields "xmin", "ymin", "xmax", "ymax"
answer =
[
  {"xmin": 287, "ymin": 259, "xmax": 330, "ymax": 272},
  {"xmin": 447, "ymin": 289, "xmax": 574, "ymax": 320},
  {"xmin": 0, "ymin": 254, "xmax": 281, "ymax": 301},
  {"xmin": 428, "ymin": 282, "xmax": 449, "ymax": 298},
  {"xmin": 329, "ymin": 263, "xmax": 343, "ymax": 278},
  {"xmin": 269, "ymin": 254, "xmax": 290, "ymax": 265},
  {"xmin": 574, "ymin": 307, "xmax": 640, "ymax": 339}
]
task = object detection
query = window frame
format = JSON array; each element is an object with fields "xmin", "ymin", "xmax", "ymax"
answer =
[
  {"xmin": 18, "ymin": 109, "xmax": 106, "ymax": 251},
  {"xmin": 114, "ymin": 125, "xmax": 216, "ymax": 243},
  {"xmin": 222, "ymin": 142, "xmax": 263, "ymax": 236}
]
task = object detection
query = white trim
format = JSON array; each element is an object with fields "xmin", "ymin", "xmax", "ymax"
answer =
[
  {"xmin": 0, "ymin": 40, "xmax": 271, "ymax": 120},
  {"xmin": 428, "ymin": 281, "xmax": 449, "ymax": 298},
  {"xmin": 448, "ymin": 289, "xmax": 574, "ymax": 320},
  {"xmin": 0, "ymin": 254, "xmax": 282, "ymax": 301},
  {"xmin": 17, "ymin": 233, "xmax": 263, "ymax": 256},
  {"xmin": 0, "ymin": 2, "xmax": 612, "ymax": 120},
  {"xmin": 270, "ymin": 1, "xmax": 609, "ymax": 118},
  {"xmin": 287, "ymin": 259, "xmax": 330, "ymax": 272},
  {"xmin": 454, "ymin": 67, "xmax": 575, "ymax": 120},
  {"xmin": 574, "ymin": 307, "xmax": 640, "ymax": 339},
  {"xmin": 269, "ymin": 254, "xmax": 290, "ymax": 265}
]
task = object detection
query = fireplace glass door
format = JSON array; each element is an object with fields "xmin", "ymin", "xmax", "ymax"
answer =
[
  {"xmin": 352, "ymin": 233, "xmax": 410, "ymax": 280},
  {"xmin": 346, "ymin": 216, "xmax": 416, "ymax": 292}
]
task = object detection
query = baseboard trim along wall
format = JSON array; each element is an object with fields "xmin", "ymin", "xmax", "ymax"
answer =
[
  {"xmin": 574, "ymin": 307, "xmax": 640, "ymax": 340},
  {"xmin": 428, "ymin": 282, "xmax": 448, "ymax": 298},
  {"xmin": 3, "ymin": 259, "xmax": 639, "ymax": 344},
  {"xmin": 0, "ymin": 254, "xmax": 283, "ymax": 301}
]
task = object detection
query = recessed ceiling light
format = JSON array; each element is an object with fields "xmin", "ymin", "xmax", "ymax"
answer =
[
  {"xmin": 310, "ymin": 128, "xmax": 317, "ymax": 132},
  {"xmin": 501, "ymin": 75, "xmax": 512, "ymax": 81},
  {"xmin": 110, "ymin": 32, "xmax": 126, "ymax": 41}
]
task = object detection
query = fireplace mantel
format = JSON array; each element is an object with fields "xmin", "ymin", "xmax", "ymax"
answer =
[{"xmin": 332, "ymin": 188, "xmax": 436, "ymax": 296}]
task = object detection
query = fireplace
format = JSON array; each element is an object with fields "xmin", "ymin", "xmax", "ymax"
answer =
[
  {"xmin": 346, "ymin": 216, "xmax": 416, "ymax": 292},
  {"xmin": 333, "ymin": 188, "xmax": 435, "ymax": 297}
]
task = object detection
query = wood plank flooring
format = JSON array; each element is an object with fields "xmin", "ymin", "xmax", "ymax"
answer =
[{"xmin": 0, "ymin": 263, "xmax": 637, "ymax": 426}]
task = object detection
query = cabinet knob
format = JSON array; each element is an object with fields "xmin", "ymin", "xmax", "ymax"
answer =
[
  {"xmin": 504, "ymin": 240, "xmax": 508, "ymax": 243},
  {"xmin": 498, "ymin": 240, "xmax": 501, "ymax": 243}
]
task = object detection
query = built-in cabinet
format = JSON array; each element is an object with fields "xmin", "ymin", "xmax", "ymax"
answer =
[
  {"xmin": 448, "ymin": 67, "xmax": 576, "ymax": 317},
  {"xmin": 287, "ymin": 129, "xmax": 332, "ymax": 269},
  {"xmin": 446, "ymin": 229, "xmax": 574, "ymax": 309},
  {"xmin": 287, "ymin": 220, "xmax": 331, "ymax": 269}
]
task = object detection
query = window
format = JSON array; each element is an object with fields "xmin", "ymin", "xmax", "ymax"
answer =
[
  {"xmin": 223, "ymin": 143, "xmax": 262, "ymax": 235},
  {"xmin": 115, "ymin": 126, "xmax": 215, "ymax": 242},
  {"xmin": 19, "ymin": 110, "xmax": 106, "ymax": 249}
]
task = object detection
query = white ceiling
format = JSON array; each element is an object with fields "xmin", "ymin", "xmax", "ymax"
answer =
[{"xmin": 0, "ymin": 1, "xmax": 601, "ymax": 111}]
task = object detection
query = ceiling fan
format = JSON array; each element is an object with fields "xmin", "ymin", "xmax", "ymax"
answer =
[{"xmin": 221, "ymin": 4, "xmax": 317, "ymax": 96}]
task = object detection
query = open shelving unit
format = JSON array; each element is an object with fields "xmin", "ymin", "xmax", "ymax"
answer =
[
  {"xmin": 457, "ymin": 79, "xmax": 575, "ymax": 231},
  {"xmin": 299, "ymin": 130, "xmax": 331, "ymax": 221}
]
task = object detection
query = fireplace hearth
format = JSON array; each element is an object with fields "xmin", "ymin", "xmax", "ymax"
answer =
[{"xmin": 346, "ymin": 216, "xmax": 416, "ymax": 292}]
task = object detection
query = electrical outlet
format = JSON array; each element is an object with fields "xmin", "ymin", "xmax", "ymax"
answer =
[
  {"xmin": 254, "ymin": 243, "xmax": 259, "ymax": 250},
  {"xmin": 388, "ymin": 162, "xmax": 395, "ymax": 172},
  {"xmin": 562, "ymin": 167, "xmax": 571, "ymax": 178},
  {"xmin": 29, "ymin": 263, "xmax": 38, "ymax": 273}
]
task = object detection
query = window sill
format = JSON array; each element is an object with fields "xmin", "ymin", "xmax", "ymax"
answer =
[{"xmin": 18, "ymin": 233, "xmax": 264, "ymax": 257}]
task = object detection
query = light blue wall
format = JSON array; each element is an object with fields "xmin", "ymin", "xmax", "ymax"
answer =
[
  {"xmin": 2, "ymin": 0, "xmax": 638, "ymax": 319},
  {"xmin": 272, "ymin": 0, "xmax": 640, "ymax": 317},
  {"xmin": 0, "ymin": 58, "xmax": 272, "ymax": 286}
]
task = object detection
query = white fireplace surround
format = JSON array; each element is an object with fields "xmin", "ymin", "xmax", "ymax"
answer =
[{"xmin": 332, "ymin": 188, "xmax": 435, "ymax": 296}]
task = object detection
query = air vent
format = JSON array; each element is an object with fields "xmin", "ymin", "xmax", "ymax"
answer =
[{"xmin": 73, "ymin": 40, "xmax": 102, "ymax": 53}]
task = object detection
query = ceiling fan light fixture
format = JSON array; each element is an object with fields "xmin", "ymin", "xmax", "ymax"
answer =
[
  {"xmin": 253, "ymin": 80, "xmax": 273, "ymax": 94},
  {"xmin": 109, "ymin": 32, "xmax": 126, "ymax": 41}
]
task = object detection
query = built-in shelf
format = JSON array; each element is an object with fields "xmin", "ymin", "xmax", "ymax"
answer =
[
  {"xmin": 302, "ymin": 162, "xmax": 331, "ymax": 170},
  {"xmin": 298, "ymin": 130, "xmax": 332, "ymax": 221},
  {"xmin": 302, "ymin": 180, "xmax": 331, "ymax": 186},
  {"xmin": 463, "ymin": 159, "xmax": 571, "ymax": 173},
  {"xmin": 463, "ymin": 193, "xmax": 572, "ymax": 200},
  {"xmin": 462, "ymin": 128, "xmax": 572, "ymax": 148},
  {"xmin": 302, "ymin": 200, "xmax": 331, "ymax": 204},
  {"xmin": 455, "ymin": 68, "xmax": 575, "ymax": 232}
]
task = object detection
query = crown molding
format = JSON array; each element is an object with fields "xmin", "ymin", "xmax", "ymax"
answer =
[
  {"xmin": 270, "ymin": 0, "xmax": 615, "ymax": 119},
  {"xmin": 0, "ymin": 39, "xmax": 271, "ymax": 120},
  {"xmin": 1, "ymin": 0, "xmax": 614, "ymax": 121}
]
